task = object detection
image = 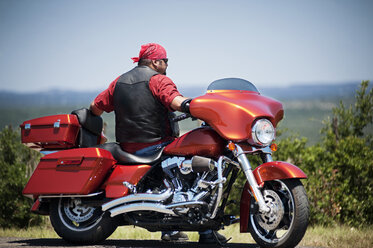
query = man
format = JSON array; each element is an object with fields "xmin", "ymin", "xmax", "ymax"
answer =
[
  {"xmin": 90, "ymin": 43, "xmax": 189, "ymax": 156},
  {"xmin": 90, "ymin": 43, "xmax": 226, "ymax": 244}
]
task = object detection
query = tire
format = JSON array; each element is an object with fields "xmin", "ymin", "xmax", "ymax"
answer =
[
  {"xmin": 248, "ymin": 179, "xmax": 309, "ymax": 248},
  {"xmin": 50, "ymin": 197, "xmax": 118, "ymax": 244}
]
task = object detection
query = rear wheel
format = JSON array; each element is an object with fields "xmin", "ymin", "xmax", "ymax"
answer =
[
  {"xmin": 50, "ymin": 197, "xmax": 117, "ymax": 244},
  {"xmin": 249, "ymin": 179, "xmax": 309, "ymax": 248}
]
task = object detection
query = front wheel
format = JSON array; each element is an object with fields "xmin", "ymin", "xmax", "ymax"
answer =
[
  {"xmin": 249, "ymin": 179, "xmax": 309, "ymax": 248},
  {"xmin": 50, "ymin": 197, "xmax": 118, "ymax": 244}
]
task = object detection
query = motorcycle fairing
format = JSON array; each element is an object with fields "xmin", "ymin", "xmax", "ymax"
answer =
[
  {"xmin": 239, "ymin": 161, "xmax": 307, "ymax": 232},
  {"xmin": 190, "ymin": 90, "xmax": 284, "ymax": 142}
]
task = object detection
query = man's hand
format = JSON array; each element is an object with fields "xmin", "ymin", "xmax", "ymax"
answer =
[
  {"xmin": 170, "ymin": 96, "xmax": 190, "ymax": 112},
  {"xmin": 180, "ymin": 98, "xmax": 192, "ymax": 113},
  {"xmin": 90, "ymin": 101, "xmax": 104, "ymax": 116}
]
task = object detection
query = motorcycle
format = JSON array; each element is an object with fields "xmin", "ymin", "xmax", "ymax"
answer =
[{"xmin": 21, "ymin": 78, "xmax": 309, "ymax": 248}]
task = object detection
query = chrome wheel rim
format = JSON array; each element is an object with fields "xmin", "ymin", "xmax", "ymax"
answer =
[
  {"xmin": 58, "ymin": 198, "xmax": 104, "ymax": 232},
  {"xmin": 250, "ymin": 180, "xmax": 295, "ymax": 244}
]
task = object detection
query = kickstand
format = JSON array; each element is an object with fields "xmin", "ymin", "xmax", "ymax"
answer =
[{"xmin": 212, "ymin": 231, "xmax": 231, "ymax": 246}]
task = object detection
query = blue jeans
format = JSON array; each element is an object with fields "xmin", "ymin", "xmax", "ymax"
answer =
[
  {"xmin": 162, "ymin": 230, "xmax": 212, "ymax": 237},
  {"xmin": 134, "ymin": 141, "xmax": 172, "ymax": 156}
]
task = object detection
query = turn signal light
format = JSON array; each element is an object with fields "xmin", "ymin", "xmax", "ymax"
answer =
[
  {"xmin": 270, "ymin": 143, "xmax": 278, "ymax": 152},
  {"xmin": 228, "ymin": 142, "xmax": 236, "ymax": 151}
]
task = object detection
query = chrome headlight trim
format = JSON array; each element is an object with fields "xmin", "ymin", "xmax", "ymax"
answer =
[{"xmin": 251, "ymin": 119, "xmax": 275, "ymax": 147}]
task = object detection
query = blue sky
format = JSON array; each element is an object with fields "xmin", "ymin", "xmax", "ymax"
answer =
[{"xmin": 0, "ymin": 0, "xmax": 372, "ymax": 92}]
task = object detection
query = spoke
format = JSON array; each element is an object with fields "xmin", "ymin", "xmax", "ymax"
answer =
[
  {"xmin": 264, "ymin": 230, "xmax": 276, "ymax": 240},
  {"xmin": 250, "ymin": 180, "xmax": 298, "ymax": 243}
]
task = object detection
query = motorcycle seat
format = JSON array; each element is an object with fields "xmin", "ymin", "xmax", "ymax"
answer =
[
  {"xmin": 71, "ymin": 108, "xmax": 103, "ymax": 148},
  {"xmin": 95, "ymin": 142, "xmax": 163, "ymax": 165}
]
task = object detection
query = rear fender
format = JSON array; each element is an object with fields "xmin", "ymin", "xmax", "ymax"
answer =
[
  {"xmin": 240, "ymin": 161, "xmax": 307, "ymax": 232},
  {"xmin": 30, "ymin": 198, "xmax": 50, "ymax": 215}
]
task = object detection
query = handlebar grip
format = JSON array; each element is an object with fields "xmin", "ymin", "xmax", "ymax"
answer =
[{"xmin": 181, "ymin": 98, "xmax": 193, "ymax": 113}]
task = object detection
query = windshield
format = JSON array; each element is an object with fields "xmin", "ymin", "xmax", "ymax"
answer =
[{"xmin": 207, "ymin": 78, "xmax": 259, "ymax": 92}]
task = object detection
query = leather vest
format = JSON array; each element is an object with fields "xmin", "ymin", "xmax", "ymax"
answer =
[{"xmin": 113, "ymin": 66, "xmax": 170, "ymax": 143}]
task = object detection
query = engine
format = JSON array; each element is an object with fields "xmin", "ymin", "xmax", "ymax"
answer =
[
  {"xmin": 106, "ymin": 155, "xmax": 228, "ymax": 228},
  {"xmin": 161, "ymin": 156, "xmax": 218, "ymax": 204}
]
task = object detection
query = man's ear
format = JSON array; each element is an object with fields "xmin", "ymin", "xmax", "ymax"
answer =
[{"xmin": 149, "ymin": 60, "xmax": 159, "ymax": 70}]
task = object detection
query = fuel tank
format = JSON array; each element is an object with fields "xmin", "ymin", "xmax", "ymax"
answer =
[{"xmin": 163, "ymin": 127, "xmax": 226, "ymax": 159}]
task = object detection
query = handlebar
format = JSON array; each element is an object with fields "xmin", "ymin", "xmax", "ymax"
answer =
[{"xmin": 171, "ymin": 113, "xmax": 192, "ymax": 122}]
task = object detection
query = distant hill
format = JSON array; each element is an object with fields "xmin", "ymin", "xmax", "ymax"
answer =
[
  {"xmin": 259, "ymin": 83, "xmax": 359, "ymax": 100},
  {"xmin": 0, "ymin": 89, "xmax": 98, "ymax": 108},
  {"xmin": 0, "ymin": 82, "xmax": 364, "ymax": 145},
  {"xmin": 0, "ymin": 82, "xmax": 360, "ymax": 107}
]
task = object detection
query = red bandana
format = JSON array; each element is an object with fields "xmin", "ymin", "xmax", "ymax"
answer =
[{"xmin": 131, "ymin": 43, "xmax": 167, "ymax": 63}]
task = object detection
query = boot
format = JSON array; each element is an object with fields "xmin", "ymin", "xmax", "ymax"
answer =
[
  {"xmin": 161, "ymin": 231, "xmax": 189, "ymax": 242},
  {"xmin": 199, "ymin": 230, "xmax": 228, "ymax": 244}
]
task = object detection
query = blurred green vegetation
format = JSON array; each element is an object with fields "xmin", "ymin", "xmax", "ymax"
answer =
[
  {"xmin": 228, "ymin": 81, "xmax": 372, "ymax": 227},
  {"xmin": 0, "ymin": 126, "xmax": 42, "ymax": 228}
]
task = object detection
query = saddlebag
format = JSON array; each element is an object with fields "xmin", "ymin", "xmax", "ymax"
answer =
[
  {"xmin": 20, "ymin": 114, "xmax": 80, "ymax": 149},
  {"xmin": 23, "ymin": 148, "xmax": 116, "ymax": 197}
]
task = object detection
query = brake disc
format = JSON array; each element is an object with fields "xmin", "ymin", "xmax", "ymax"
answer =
[
  {"xmin": 64, "ymin": 199, "xmax": 95, "ymax": 223},
  {"xmin": 256, "ymin": 189, "xmax": 285, "ymax": 230}
]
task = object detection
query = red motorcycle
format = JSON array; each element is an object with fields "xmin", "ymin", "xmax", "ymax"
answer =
[{"xmin": 21, "ymin": 78, "xmax": 309, "ymax": 248}]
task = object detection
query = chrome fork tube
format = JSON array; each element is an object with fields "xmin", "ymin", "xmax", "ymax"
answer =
[
  {"xmin": 265, "ymin": 153, "xmax": 273, "ymax": 163},
  {"xmin": 262, "ymin": 146, "xmax": 274, "ymax": 163},
  {"xmin": 235, "ymin": 144, "xmax": 270, "ymax": 213}
]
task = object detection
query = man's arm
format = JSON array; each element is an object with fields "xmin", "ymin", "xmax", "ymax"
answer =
[
  {"xmin": 90, "ymin": 77, "xmax": 118, "ymax": 116},
  {"xmin": 90, "ymin": 101, "xmax": 104, "ymax": 116},
  {"xmin": 170, "ymin": 95, "xmax": 190, "ymax": 112}
]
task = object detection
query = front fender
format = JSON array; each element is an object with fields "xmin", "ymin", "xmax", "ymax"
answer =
[{"xmin": 240, "ymin": 161, "xmax": 307, "ymax": 232}]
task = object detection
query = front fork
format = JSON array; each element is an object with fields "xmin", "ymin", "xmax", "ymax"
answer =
[{"xmin": 234, "ymin": 144, "xmax": 271, "ymax": 213}]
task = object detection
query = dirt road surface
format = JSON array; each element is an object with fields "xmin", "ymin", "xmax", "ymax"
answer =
[
  {"xmin": 0, "ymin": 237, "xmax": 261, "ymax": 247},
  {"xmin": 0, "ymin": 237, "xmax": 319, "ymax": 248}
]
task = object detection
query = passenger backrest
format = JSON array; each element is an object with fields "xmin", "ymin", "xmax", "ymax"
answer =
[{"xmin": 71, "ymin": 108, "xmax": 103, "ymax": 148}]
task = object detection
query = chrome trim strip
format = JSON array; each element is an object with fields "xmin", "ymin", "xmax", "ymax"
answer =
[
  {"xmin": 102, "ymin": 188, "xmax": 172, "ymax": 211},
  {"xmin": 38, "ymin": 191, "xmax": 103, "ymax": 199}
]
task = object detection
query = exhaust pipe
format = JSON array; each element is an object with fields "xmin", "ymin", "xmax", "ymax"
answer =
[
  {"xmin": 109, "ymin": 203, "xmax": 176, "ymax": 217},
  {"xmin": 102, "ymin": 188, "xmax": 172, "ymax": 211},
  {"xmin": 109, "ymin": 201, "xmax": 207, "ymax": 217},
  {"xmin": 102, "ymin": 185, "xmax": 208, "ymax": 218},
  {"xmin": 166, "ymin": 201, "xmax": 207, "ymax": 210}
]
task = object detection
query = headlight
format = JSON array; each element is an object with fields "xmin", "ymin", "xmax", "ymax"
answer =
[{"xmin": 251, "ymin": 119, "xmax": 275, "ymax": 146}]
